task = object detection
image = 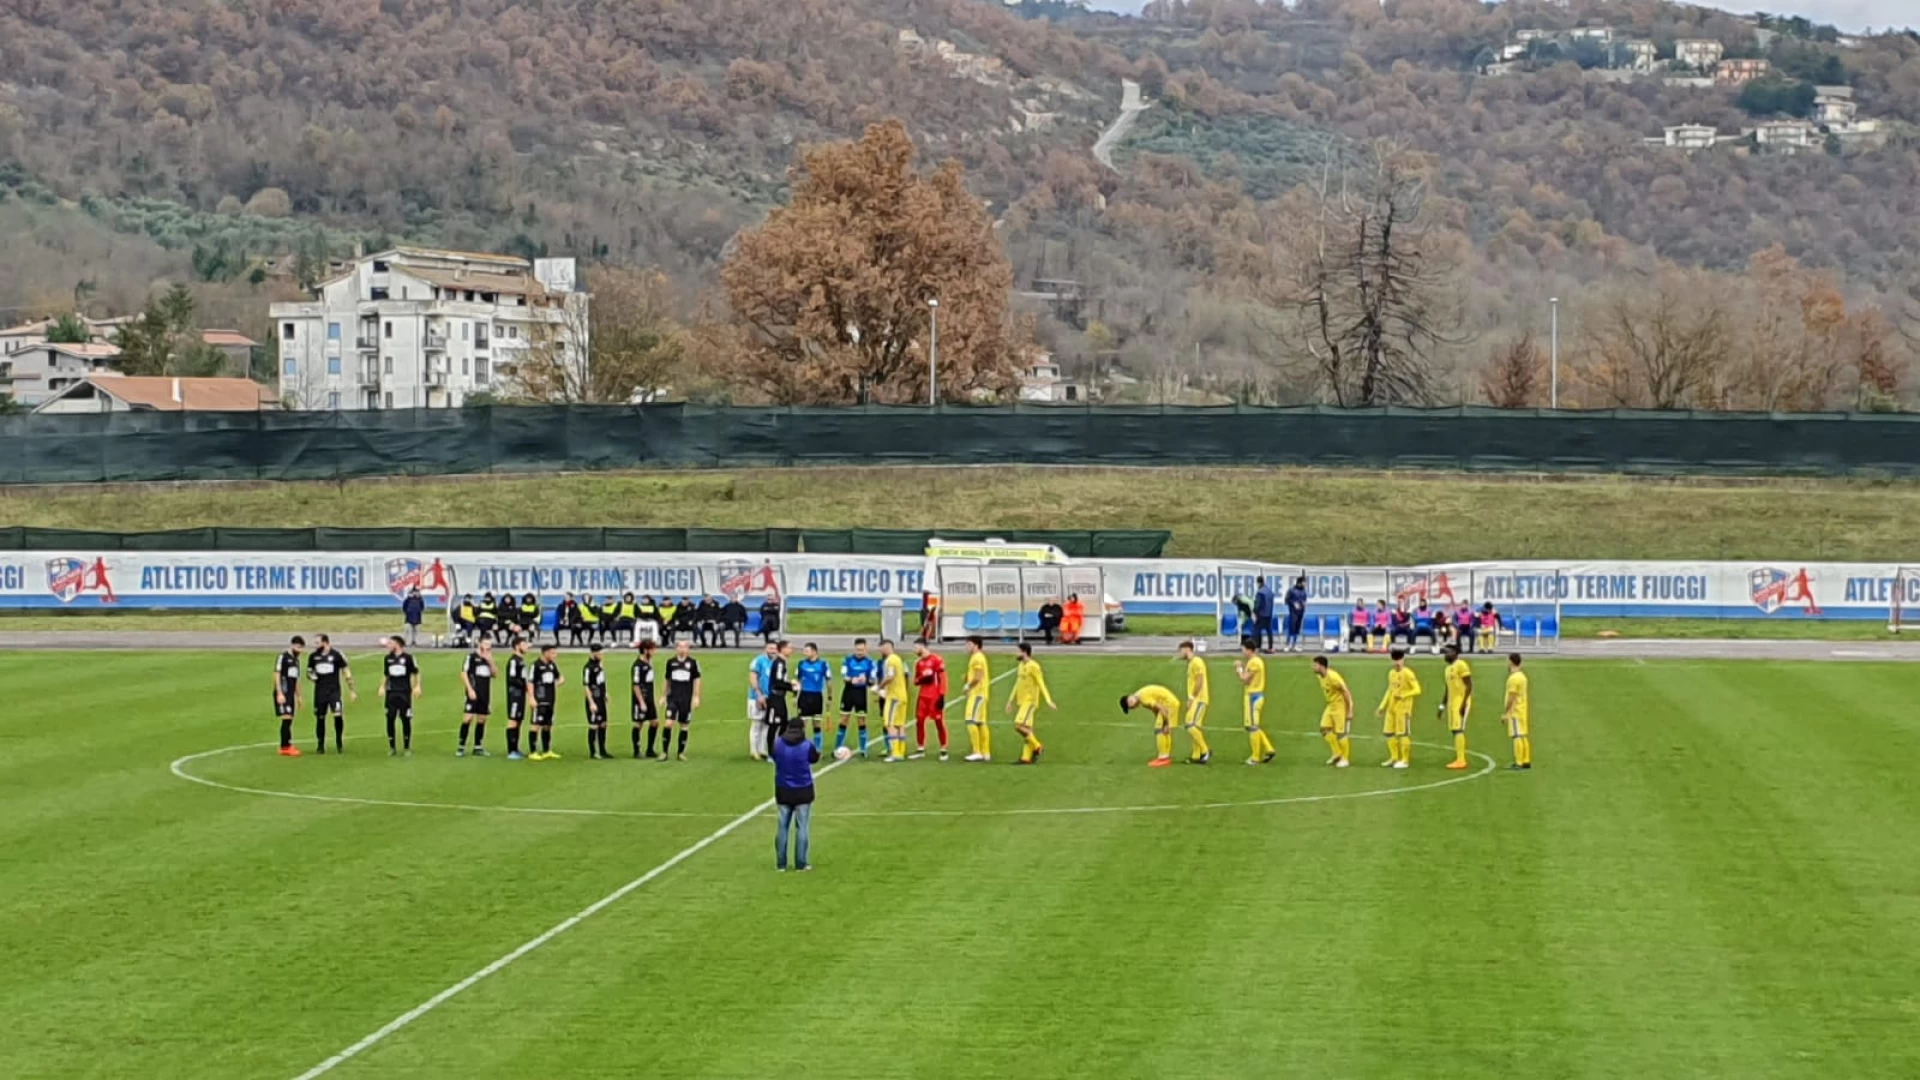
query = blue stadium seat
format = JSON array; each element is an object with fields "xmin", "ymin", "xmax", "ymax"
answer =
[
  {"xmin": 541, "ymin": 609, "xmax": 558, "ymax": 632},
  {"xmin": 963, "ymin": 611, "xmax": 982, "ymax": 632},
  {"xmin": 1220, "ymin": 613, "xmax": 1241, "ymax": 637},
  {"xmin": 1540, "ymin": 615, "xmax": 1559, "ymax": 637},
  {"xmin": 1024, "ymin": 611, "xmax": 1041, "ymax": 631},
  {"xmin": 1517, "ymin": 616, "xmax": 1538, "ymax": 638},
  {"xmin": 745, "ymin": 611, "xmax": 762, "ymax": 635},
  {"xmin": 983, "ymin": 611, "xmax": 1003, "ymax": 633}
]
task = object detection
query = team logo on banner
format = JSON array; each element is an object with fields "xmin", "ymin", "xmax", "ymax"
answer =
[
  {"xmin": 46, "ymin": 557, "xmax": 117, "ymax": 604},
  {"xmin": 1749, "ymin": 567, "xmax": 1821, "ymax": 615},
  {"xmin": 1390, "ymin": 571, "xmax": 1457, "ymax": 607},
  {"xmin": 718, "ymin": 559, "xmax": 781, "ymax": 602},
  {"xmin": 386, "ymin": 557, "xmax": 453, "ymax": 602}
]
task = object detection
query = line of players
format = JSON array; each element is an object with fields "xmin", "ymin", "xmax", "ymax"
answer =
[
  {"xmin": 1121, "ymin": 639, "xmax": 1535, "ymax": 771},
  {"xmin": 270, "ymin": 632, "xmax": 1531, "ymax": 771}
]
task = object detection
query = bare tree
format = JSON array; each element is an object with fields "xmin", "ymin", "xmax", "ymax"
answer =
[
  {"xmin": 1576, "ymin": 270, "xmax": 1733, "ymax": 409},
  {"xmin": 1481, "ymin": 331, "xmax": 1544, "ymax": 408},
  {"xmin": 1270, "ymin": 143, "xmax": 1464, "ymax": 406},
  {"xmin": 508, "ymin": 267, "xmax": 681, "ymax": 404}
]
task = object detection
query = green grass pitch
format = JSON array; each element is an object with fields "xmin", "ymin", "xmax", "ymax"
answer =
[{"xmin": 4, "ymin": 648, "xmax": 1919, "ymax": 1079}]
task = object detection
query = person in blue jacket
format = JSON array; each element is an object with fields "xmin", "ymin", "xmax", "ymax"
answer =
[
  {"xmin": 771, "ymin": 723, "xmax": 820, "ymax": 872},
  {"xmin": 1252, "ymin": 577, "xmax": 1276, "ymax": 654},
  {"xmin": 401, "ymin": 587, "xmax": 425, "ymax": 647},
  {"xmin": 1284, "ymin": 577, "xmax": 1310, "ymax": 652}
]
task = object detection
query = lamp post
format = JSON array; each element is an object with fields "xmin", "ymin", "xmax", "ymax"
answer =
[
  {"xmin": 927, "ymin": 297, "xmax": 940, "ymax": 407},
  {"xmin": 1549, "ymin": 296, "xmax": 1560, "ymax": 409}
]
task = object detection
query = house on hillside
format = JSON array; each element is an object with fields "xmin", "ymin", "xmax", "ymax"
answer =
[
  {"xmin": 0, "ymin": 343, "xmax": 123, "ymax": 407},
  {"xmin": 269, "ymin": 248, "xmax": 589, "ymax": 410},
  {"xmin": 32, "ymin": 375, "xmax": 280, "ymax": 414},
  {"xmin": 1019, "ymin": 356, "xmax": 1091, "ymax": 403},
  {"xmin": 1621, "ymin": 40, "xmax": 1658, "ymax": 72},
  {"xmin": 1716, "ymin": 58, "xmax": 1771, "ymax": 85},
  {"xmin": 199, "ymin": 330, "xmax": 260, "ymax": 377},
  {"xmin": 1813, "ymin": 85, "xmax": 1857, "ymax": 126},
  {"xmin": 1755, "ymin": 119, "xmax": 1818, "ymax": 152},
  {"xmin": 1675, "ymin": 38, "xmax": 1725, "ymax": 70},
  {"xmin": 1660, "ymin": 124, "xmax": 1719, "ymax": 150},
  {"xmin": 0, "ymin": 315, "xmax": 131, "ymax": 357}
]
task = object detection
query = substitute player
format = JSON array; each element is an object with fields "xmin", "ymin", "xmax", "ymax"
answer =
[
  {"xmin": 272, "ymin": 636, "xmax": 304, "ymax": 756},
  {"xmin": 505, "ymin": 637, "xmax": 532, "ymax": 760},
  {"xmin": 837, "ymin": 639, "xmax": 876, "ymax": 758},
  {"xmin": 1314, "ymin": 655, "xmax": 1355, "ymax": 767},
  {"xmin": 530, "ymin": 644, "xmax": 563, "ymax": 760},
  {"xmin": 661, "ymin": 638, "xmax": 702, "ymax": 760},
  {"xmin": 912, "ymin": 641, "xmax": 950, "ymax": 761},
  {"xmin": 378, "ymin": 635, "xmax": 421, "ymax": 757},
  {"xmin": 457, "ymin": 638, "xmax": 494, "ymax": 758},
  {"xmin": 1503, "ymin": 653, "xmax": 1532, "ymax": 770},
  {"xmin": 796, "ymin": 643, "xmax": 831, "ymax": 751},
  {"xmin": 1236, "ymin": 640, "xmax": 1276, "ymax": 765},
  {"xmin": 878, "ymin": 640, "xmax": 910, "ymax": 762},
  {"xmin": 1005, "ymin": 642, "xmax": 1054, "ymax": 765},
  {"xmin": 962, "ymin": 636, "xmax": 993, "ymax": 762},
  {"xmin": 1178, "ymin": 640, "xmax": 1213, "ymax": 765},
  {"xmin": 633, "ymin": 640, "xmax": 661, "ymax": 758},
  {"xmin": 1120, "ymin": 684, "xmax": 1182, "ymax": 767},
  {"xmin": 1376, "ymin": 647, "xmax": 1420, "ymax": 769},
  {"xmin": 1442, "ymin": 643, "xmax": 1473, "ymax": 770}
]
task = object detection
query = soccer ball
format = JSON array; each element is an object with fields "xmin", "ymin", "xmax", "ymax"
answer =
[{"xmin": 834, "ymin": 746, "xmax": 854, "ymax": 762}]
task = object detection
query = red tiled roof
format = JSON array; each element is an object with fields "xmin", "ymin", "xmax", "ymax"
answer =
[
  {"xmin": 84, "ymin": 376, "xmax": 276, "ymax": 411},
  {"xmin": 200, "ymin": 329, "xmax": 259, "ymax": 348}
]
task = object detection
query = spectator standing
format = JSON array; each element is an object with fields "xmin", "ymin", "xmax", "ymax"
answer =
[
  {"xmin": 759, "ymin": 597, "xmax": 783, "ymax": 644},
  {"xmin": 1284, "ymin": 577, "xmax": 1309, "ymax": 653},
  {"xmin": 401, "ymin": 587, "xmax": 425, "ymax": 647},
  {"xmin": 771, "ymin": 723, "xmax": 820, "ymax": 872},
  {"xmin": 1253, "ymin": 577, "xmax": 1276, "ymax": 653}
]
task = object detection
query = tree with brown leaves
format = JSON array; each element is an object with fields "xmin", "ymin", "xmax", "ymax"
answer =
[
  {"xmin": 1481, "ymin": 331, "xmax": 1544, "ymax": 408},
  {"xmin": 717, "ymin": 119, "xmax": 1023, "ymax": 405},
  {"xmin": 510, "ymin": 267, "xmax": 683, "ymax": 404},
  {"xmin": 1575, "ymin": 270, "xmax": 1733, "ymax": 410}
]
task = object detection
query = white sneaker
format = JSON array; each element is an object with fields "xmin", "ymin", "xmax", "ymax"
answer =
[
  {"xmin": 1392, "ymin": 761, "xmax": 1410, "ymax": 770},
  {"xmin": 1326, "ymin": 754, "xmax": 1340, "ymax": 765},
  {"xmin": 1335, "ymin": 759, "xmax": 1351, "ymax": 769},
  {"xmin": 979, "ymin": 755, "xmax": 992, "ymax": 763},
  {"xmin": 1380, "ymin": 760, "xmax": 1396, "ymax": 767},
  {"xmin": 1244, "ymin": 757, "xmax": 1260, "ymax": 766},
  {"xmin": 964, "ymin": 753, "xmax": 984, "ymax": 762},
  {"xmin": 908, "ymin": 751, "xmax": 926, "ymax": 761}
]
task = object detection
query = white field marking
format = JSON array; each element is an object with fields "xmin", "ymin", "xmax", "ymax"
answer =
[{"xmin": 284, "ymin": 665, "xmax": 1006, "ymax": 1078}]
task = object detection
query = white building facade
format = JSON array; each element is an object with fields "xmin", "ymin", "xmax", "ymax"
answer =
[{"xmin": 270, "ymin": 249, "xmax": 588, "ymax": 410}]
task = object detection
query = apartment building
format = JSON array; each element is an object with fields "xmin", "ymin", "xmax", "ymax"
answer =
[
  {"xmin": 1674, "ymin": 38, "xmax": 1725, "ymax": 70},
  {"xmin": 269, "ymin": 248, "xmax": 587, "ymax": 410}
]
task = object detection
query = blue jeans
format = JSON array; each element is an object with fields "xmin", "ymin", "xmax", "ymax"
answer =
[{"xmin": 775, "ymin": 801, "xmax": 811, "ymax": 869}]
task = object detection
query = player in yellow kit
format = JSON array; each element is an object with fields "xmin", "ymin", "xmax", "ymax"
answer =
[
  {"xmin": 1313, "ymin": 655, "xmax": 1355, "ymax": 767},
  {"xmin": 878, "ymin": 639, "xmax": 911, "ymax": 762},
  {"xmin": 1376, "ymin": 647, "xmax": 1421, "ymax": 769},
  {"xmin": 1503, "ymin": 652, "xmax": 1532, "ymax": 770},
  {"xmin": 962, "ymin": 635, "xmax": 993, "ymax": 762},
  {"xmin": 1441, "ymin": 644, "xmax": 1473, "ymax": 770},
  {"xmin": 1177, "ymin": 640, "xmax": 1213, "ymax": 765},
  {"xmin": 1235, "ymin": 639, "xmax": 1276, "ymax": 765},
  {"xmin": 1121, "ymin": 683, "xmax": 1183, "ymax": 767},
  {"xmin": 1004, "ymin": 643, "xmax": 1055, "ymax": 764}
]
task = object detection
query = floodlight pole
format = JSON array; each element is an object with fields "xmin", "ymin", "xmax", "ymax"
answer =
[
  {"xmin": 1549, "ymin": 296, "xmax": 1560, "ymax": 409},
  {"xmin": 927, "ymin": 297, "xmax": 940, "ymax": 407}
]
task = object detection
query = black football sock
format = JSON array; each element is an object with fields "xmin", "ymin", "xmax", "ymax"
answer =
[
  {"xmin": 541, "ymin": 729, "xmax": 553, "ymax": 754},
  {"xmin": 401, "ymin": 714, "xmax": 413, "ymax": 749},
  {"xmin": 473, "ymin": 722, "xmax": 486, "ymax": 749},
  {"xmin": 632, "ymin": 727, "xmax": 642, "ymax": 756},
  {"xmin": 458, "ymin": 720, "xmax": 470, "ymax": 748},
  {"xmin": 279, "ymin": 718, "xmax": 292, "ymax": 749},
  {"xmin": 646, "ymin": 724, "xmax": 659, "ymax": 755},
  {"xmin": 334, "ymin": 716, "xmax": 345, "ymax": 750},
  {"xmin": 507, "ymin": 726, "xmax": 520, "ymax": 754},
  {"xmin": 315, "ymin": 716, "xmax": 327, "ymax": 752},
  {"xmin": 677, "ymin": 728, "xmax": 689, "ymax": 755},
  {"xmin": 386, "ymin": 714, "xmax": 396, "ymax": 749}
]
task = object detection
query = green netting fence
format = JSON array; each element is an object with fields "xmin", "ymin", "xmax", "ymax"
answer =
[
  {"xmin": 0, "ymin": 526, "xmax": 1172, "ymax": 557},
  {"xmin": 5, "ymin": 404, "xmax": 1920, "ymax": 483}
]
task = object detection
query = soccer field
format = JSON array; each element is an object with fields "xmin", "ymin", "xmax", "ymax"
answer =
[{"xmin": 5, "ymin": 649, "xmax": 1918, "ymax": 1079}]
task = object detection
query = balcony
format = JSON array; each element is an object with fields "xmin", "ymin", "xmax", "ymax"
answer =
[
  {"xmin": 355, "ymin": 335, "xmax": 379, "ymax": 351},
  {"xmin": 425, "ymin": 331, "xmax": 448, "ymax": 351},
  {"xmin": 425, "ymin": 369, "xmax": 447, "ymax": 388}
]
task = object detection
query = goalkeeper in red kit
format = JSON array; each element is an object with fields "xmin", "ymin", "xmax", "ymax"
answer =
[{"xmin": 912, "ymin": 642, "xmax": 950, "ymax": 762}]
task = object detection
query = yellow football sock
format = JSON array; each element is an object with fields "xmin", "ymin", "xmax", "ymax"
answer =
[
  {"xmin": 1519, "ymin": 736, "xmax": 1532, "ymax": 765},
  {"xmin": 1323, "ymin": 730, "xmax": 1341, "ymax": 758},
  {"xmin": 966, "ymin": 724, "xmax": 980, "ymax": 756},
  {"xmin": 1024, "ymin": 731, "xmax": 1042, "ymax": 753},
  {"xmin": 1187, "ymin": 726, "xmax": 1210, "ymax": 759},
  {"xmin": 1452, "ymin": 732, "xmax": 1467, "ymax": 764},
  {"xmin": 1399, "ymin": 736, "xmax": 1413, "ymax": 763},
  {"xmin": 1156, "ymin": 731, "xmax": 1173, "ymax": 759},
  {"xmin": 1386, "ymin": 735, "xmax": 1401, "ymax": 763},
  {"xmin": 980, "ymin": 725, "xmax": 992, "ymax": 758},
  {"xmin": 1337, "ymin": 735, "xmax": 1351, "ymax": 762}
]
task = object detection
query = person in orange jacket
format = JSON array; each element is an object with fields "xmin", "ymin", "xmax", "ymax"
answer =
[{"xmin": 1061, "ymin": 594, "xmax": 1086, "ymax": 644}]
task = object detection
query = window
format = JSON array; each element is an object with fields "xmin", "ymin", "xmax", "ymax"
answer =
[
  {"xmin": 283, "ymin": 356, "xmax": 297, "ymax": 376},
  {"xmin": 384, "ymin": 356, "xmax": 393, "ymax": 375},
  {"xmin": 461, "ymin": 322, "xmax": 469, "ymax": 341},
  {"xmin": 399, "ymin": 287, "xmax": 408, "ymax": 300},
  {"xmin": 282, "ymin": 323, "xmax": 296, "ymax": 340},
  {"xmin": 384, "ymin": 321, "xmax": 394, "ymax": 339},
  {"xmin": 370, "ymin": 287, "xmax": 389, "ymax": 301},
  {"xmin": 385, "ymin": 391, "xmax": 394, "ymax": 409},
  {"xmin": 464, "ymin": 290, "xmax": 476, "ymax": 302},
  {"xmin": 461, "ymin": 357, "xmax": 470, "ymax": 375},
  {"xmin": 327, "ymin": 391, "xmax": 341, "ymax": 410},
  {"xmin": 476, "ymin": 360, "xmax": 490, "ymax": 386},
  {"xmin": 475, "ymin": 325, "xmax": 490, "ymax": 350},
  {"xmin": 481, "ymin": 292, "xmax": 497, "ymax": 304},
  {"xmin": 327, "ymin": 322, "xmax": 341, "ymax": 341},
  {"xmin": 372, "ymin": 260, "xmax": 390, "ymax": 272},
  {"xmin": 327, "ymin": 355, "xmax": 341, "ymax": 375}
]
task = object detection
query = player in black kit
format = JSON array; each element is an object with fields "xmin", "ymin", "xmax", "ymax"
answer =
[
  {"xmin": 458, "ymin": 638, "xmax": 495, "ymax": 757},
  {"xmin": 661, "ymin": 638, "xmax": 703, "ymax": 761},
  {"xmin": 306, "ymin": 633, "xmax": 356, "ymax": 754},
  {"xmin": 378, "ymin": 636, "xmax": 421, "ymax": 756},
  {"xmin": 583, "ymin": 643, "xmax": 611, "ymax": 759},
  {"xmin": 504, "ymin": 637, "xmax": 532, "ymax": 760},
  {"xmin": 273, "ymin": 636, "xmax": 305, "ymax": 756},
  {"xmin": 529, "ymin": 644, "xmax": 563, "ymax": 760},
  {"xmin": 632, "ymin": 640, "xmax": 661, "ymax": 759}
]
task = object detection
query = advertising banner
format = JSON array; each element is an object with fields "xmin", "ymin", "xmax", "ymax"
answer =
[{"xmin": 0, "ymin": 550, "xmax": 1912, "ymax": 621}]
